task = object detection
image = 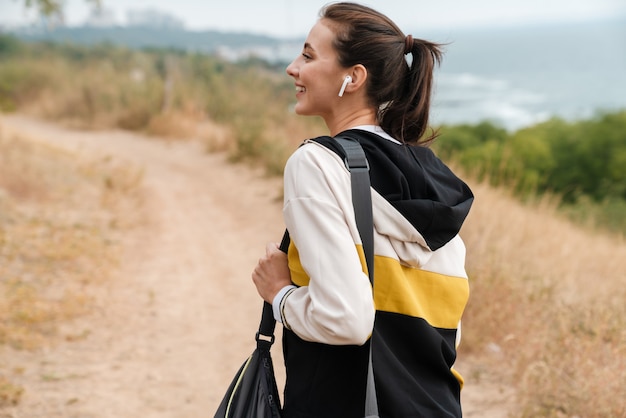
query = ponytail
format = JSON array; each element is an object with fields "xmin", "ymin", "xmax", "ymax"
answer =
[
  {"xmin": 381, "ymin": 37, "xmax": 443, "ymax": 146},
  {"xmin": 322, "ymin": 2, "xmax": 443, "ymax": 145}
]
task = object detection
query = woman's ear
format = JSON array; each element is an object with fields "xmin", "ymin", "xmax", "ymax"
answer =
[{"xmin": 345, "ymin": 64, "xmax": 368, "ymax": 94}]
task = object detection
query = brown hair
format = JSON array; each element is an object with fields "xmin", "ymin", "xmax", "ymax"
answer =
[{"xmin": 321, "ymin": 2, "xmax": 443, "ymax": 145}]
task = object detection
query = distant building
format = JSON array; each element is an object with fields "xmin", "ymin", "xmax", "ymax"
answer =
[
  {"xmin": 85, "ymin": 7, "xmax": 118, "ymax": 27},
  {"xmin": 126, "ymin": 9, "xmax": 185, "ymax": 30}
]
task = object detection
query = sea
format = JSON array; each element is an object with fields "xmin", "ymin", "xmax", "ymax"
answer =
[
  {"xmin": 273, "ymin": 18, "xmax": 625, "ymax": 131},
  {"xmin": 420, "ymin": 19, "xmax": 626, "ymax": 131}
]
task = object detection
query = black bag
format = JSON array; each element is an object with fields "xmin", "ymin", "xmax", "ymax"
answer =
[
  {"xmin": 214, "ymin": 234, "xmax": 289, "ymax": 418},
  {"xmin": 213, "ymin": 303, "xmax": 281, "ymax": 418}
]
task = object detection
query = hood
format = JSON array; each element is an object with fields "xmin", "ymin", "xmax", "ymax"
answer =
[{"xmin": 312, "ymin": 129, "xmax": 474, "ymax": 251}]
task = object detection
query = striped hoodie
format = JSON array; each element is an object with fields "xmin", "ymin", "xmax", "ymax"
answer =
[{"xmin": 278, "ymin": 127, "xmax": 474, "ymax": 418}]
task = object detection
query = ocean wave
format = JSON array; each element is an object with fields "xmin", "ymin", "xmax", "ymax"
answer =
[{"xmin": 433, "ymin": 72, "xmax": 549, "ymax": 130}]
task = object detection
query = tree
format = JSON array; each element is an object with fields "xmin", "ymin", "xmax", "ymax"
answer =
[{"xmin": 21, "ymin": 0, "xmax": 101, "ymax": 20}]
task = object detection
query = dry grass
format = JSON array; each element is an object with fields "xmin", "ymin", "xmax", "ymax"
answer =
[
  {"xmin": 0, "ymin": 124, "xmax": 143, "ymax": 405},
  {"xmin": 0, "ymin": 112, "xmax": 623, "ymax": 415},
  {"xmin": 459, "ymin": 178, "xmax": 626, "ymax": 417},
  {"xmin": 0, "ymin": 376, "xmax": 22, "ymax": 408},
  {"xmin": 13, "ymin": 54, "xmax": 163, "ymax": 132},
  {"xmin": 145, "ymin": 110, "xmax": 238, "ymax": 154}
]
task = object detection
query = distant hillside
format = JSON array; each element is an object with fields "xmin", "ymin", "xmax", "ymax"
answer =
[{"xmin": 8, "ymin": 25, "xmax": 301, "ymax": 62}]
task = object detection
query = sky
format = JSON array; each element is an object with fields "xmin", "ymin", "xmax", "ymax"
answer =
[{"xmin": 1, "ymin": 0, "xmax": 625, "ymax": 38}]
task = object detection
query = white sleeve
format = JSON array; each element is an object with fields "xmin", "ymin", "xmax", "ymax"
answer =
[
  {"xmin": 281, "ymin": 142, "xmax": 375, "ymax": 345},
  {"xmin": 272, "ymin": 285, "xmax": 297, "ymax": 322}
]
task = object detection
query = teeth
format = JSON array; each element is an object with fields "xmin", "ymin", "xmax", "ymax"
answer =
[{"xmin": 296, "ymin": 86, "xmax": 306, "ymax": 93}]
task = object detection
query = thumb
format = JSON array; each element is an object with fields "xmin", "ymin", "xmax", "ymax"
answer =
[{"xmin": 266, "ymin": 242, "xmax": 279, "ymax": 255}]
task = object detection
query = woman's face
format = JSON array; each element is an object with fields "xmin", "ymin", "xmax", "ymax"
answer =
[{"xmin": 286, "ymin": 20, "xmax": 346, "ymax": 119}]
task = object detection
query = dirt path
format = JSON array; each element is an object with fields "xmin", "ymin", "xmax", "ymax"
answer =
[{"xmin": 0, "ymin": 114, "xmax": 510, "ymax": 417}]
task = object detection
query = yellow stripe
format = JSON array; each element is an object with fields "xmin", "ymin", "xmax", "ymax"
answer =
[
  {"xmin": 451, "ymin": 367, "xmax": 465, "ymax": 390},
  {"xmin": 287, "ymin": 241, "xmax": 309, "ymax": 287},
  {"xmin": 374, "ymin": 256, "xmax": 469, "ymax": 329},
  {"xmin": 287, "ymin": 242, "xmax": 468, "ymax": 329},
  {"xmin": 287, "ymin": 242, "xmax": 368, "ymax": 287}
]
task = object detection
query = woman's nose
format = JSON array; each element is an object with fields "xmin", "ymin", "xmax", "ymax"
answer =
[{"xmin": 286, "ymin": 59, "xmax": 298, "ymax": 78}]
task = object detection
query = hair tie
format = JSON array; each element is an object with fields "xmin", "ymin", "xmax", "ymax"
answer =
[{"xmin": 404, "ymin": 34, "xmax": 414, "ymax": 54}]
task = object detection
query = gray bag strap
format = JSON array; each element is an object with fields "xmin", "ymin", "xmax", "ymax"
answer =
[
  {"xmin": 335, "ymin": 135, "xmax": 379, "ymax": 418},
  {"xmin": 335, "ymin": 136, "xmax": 374, "ymax": 281}
]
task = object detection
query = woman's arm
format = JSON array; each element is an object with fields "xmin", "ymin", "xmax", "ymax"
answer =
[{"xmin": 279, "ymin": 142, "xmax": 375, "ymax": 345}]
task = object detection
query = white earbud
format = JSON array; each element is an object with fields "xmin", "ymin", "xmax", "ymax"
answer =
[{"xmin": 338, "ymin": 75, "xmax": 352, "ymax": 97}]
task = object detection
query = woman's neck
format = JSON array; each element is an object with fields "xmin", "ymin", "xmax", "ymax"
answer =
[{"xmin": 326, "ymin": 107, "xmax": 377, "ymax": 136}]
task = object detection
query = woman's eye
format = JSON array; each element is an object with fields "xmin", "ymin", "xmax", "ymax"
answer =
[{"xmin": 302, "ymin": 53, "xmax": 312, "ymax": 60}]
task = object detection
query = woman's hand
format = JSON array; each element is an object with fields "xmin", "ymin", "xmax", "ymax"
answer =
[{"xmin": 252, "ymin": 242, "xmax": 292, "ymax": 303}]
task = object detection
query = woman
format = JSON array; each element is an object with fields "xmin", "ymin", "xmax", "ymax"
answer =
[{"xmin": 252, "ymin": 2, "xmax": 474, "ymax": 417}]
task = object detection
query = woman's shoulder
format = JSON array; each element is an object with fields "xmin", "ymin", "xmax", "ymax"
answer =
[
  {"xmin": 283, "ymin": 138, "xmax": 352, "ymax": 200},
  {"xmin": 287, "ymin": 137, "xmax": 346, "ymax": 170}
]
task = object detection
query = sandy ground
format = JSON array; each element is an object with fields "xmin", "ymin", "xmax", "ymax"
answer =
[{"xmin": 0, "ymin": 114, "xmax": 511, "ymax": 417}]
